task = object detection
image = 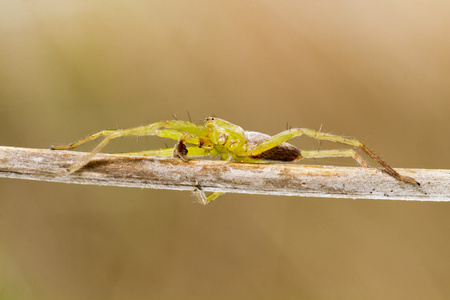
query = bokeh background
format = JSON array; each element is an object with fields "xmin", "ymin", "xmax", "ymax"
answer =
[{"xmin": 1, "ymin": 1, "xmax": 450, "ymax": 299}]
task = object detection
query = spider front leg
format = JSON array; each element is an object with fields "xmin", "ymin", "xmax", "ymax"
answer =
[
  {"xmin": 50, "ymin": 130, "xmax": 117, "ymax": 151},
  {"xmin": 251, "ymin": 128, "xmax": 419, "ymax": 185},
  {"xmin": 55, "ymin": 128, "xmax": 155, "ymax": 173},
  {"xmin": 50, "ymin": 120, "xmax": 211, "ymax": 173}
]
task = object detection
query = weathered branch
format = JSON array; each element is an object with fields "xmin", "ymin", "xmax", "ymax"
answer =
[{"xmin": 0, "ymin": 145, "xmax": 448, "ymax": 201}]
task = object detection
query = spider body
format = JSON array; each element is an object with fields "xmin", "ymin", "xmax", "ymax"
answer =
[
  {"xmin": 51, "ymin": 117, "xmax": 419, "ymax": 203},
  {"xmin": 195, "ymin": 117, "xmax": 300, "ymax": 162},
  {"xmin": 245, "ymin": 131, "xmax": 301, "ymax": 161}
]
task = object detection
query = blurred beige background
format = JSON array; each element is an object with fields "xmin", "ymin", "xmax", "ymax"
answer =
[{"xmin": 1, "ymin": 1, "xmax": 450, "ymax": 299}]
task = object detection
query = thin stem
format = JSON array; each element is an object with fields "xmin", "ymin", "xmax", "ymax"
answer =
[{"xmin": 0, "ymin": 146, "xmax": 448, "ymax": 201}]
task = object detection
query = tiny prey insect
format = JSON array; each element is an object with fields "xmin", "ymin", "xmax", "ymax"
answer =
[{"xmin": 51, "ymin": 117, "xmax": 419, "ymax": 204}]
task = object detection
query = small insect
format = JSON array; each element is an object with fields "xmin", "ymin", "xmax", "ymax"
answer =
[{"xmin": 51, "ymin": 117, "xmax": 419, "ymax": 204}]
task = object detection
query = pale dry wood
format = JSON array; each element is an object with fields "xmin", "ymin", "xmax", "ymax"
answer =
[{"xmin": 0, "ymin": 146, "xmax": 448, "ymax": 201}]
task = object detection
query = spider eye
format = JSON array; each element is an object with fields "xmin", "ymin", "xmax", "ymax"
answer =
[{"xmin": 207, "ymin": 117, "xmax": 215, "ymax": 121}]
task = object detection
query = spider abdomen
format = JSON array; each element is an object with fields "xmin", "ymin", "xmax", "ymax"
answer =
[{"xmin": 245, "ymin": 131, "xmax": 301, "ymax": 161}]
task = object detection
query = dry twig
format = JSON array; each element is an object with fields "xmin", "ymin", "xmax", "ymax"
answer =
[{"xmin": 0, "ymin": 146, "xmax": 449, "ymax": 201}]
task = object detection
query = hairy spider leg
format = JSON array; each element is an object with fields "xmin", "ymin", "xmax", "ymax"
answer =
[
  {"xmin": 51, "ymin": 120, "xmax": 211, "ymax": 173},
  {"xmin": 250, "ymin": 128, "xmax": 419, "ymax": 185},
  {"xmin": 51, "ymin": 121, "xmax": 208, "ymax": 151},
  {"xmin": 50, "ymin": 130, "xmax": 117, "ymax": 150}
]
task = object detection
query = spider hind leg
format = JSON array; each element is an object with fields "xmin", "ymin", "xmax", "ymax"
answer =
[
  {"xmin": 249, "ymin": 128, "xmax": 419, "ymax": 185},
  {"xmin": 300, "ymin": 149, "xmax": 369, "ymax": 168}
]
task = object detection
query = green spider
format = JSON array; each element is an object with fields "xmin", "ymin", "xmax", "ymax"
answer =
[{"xmin": 51, "ymin": 117, "xmax": 419, "ymax": 204}]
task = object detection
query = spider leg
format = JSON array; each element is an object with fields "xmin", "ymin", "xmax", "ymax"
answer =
[
  {"xmin": 300, "ymin": 150, "xmax": 369, "ymax": 168},
  {"xmin": 50, "ymin": 130, "xmax": 117, "ymax": 150},
  {"xmin": 51, "ymin": 121, "xmax": 211, "ymax": 173},
  {"xmin": 119, "ymin": 146, "xmax": 209, "ymax": 158},
  {"xmin": 51, "ymin": 121, "xmax": 208, "ymax": 151},
  {"xmin": 251, "ymin": 128, "xmax": 419, "ymax": 185},
  {"xmin": 193, "ymin": 187, "xmax": 224, "ymax": 205},
  {"xmin": 63, "ymin": 129, "xmax": 150, "ymax": 173},
  {"xmin": 119, "ymin": 148, "xmax": 174, "ymax": 157}
]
